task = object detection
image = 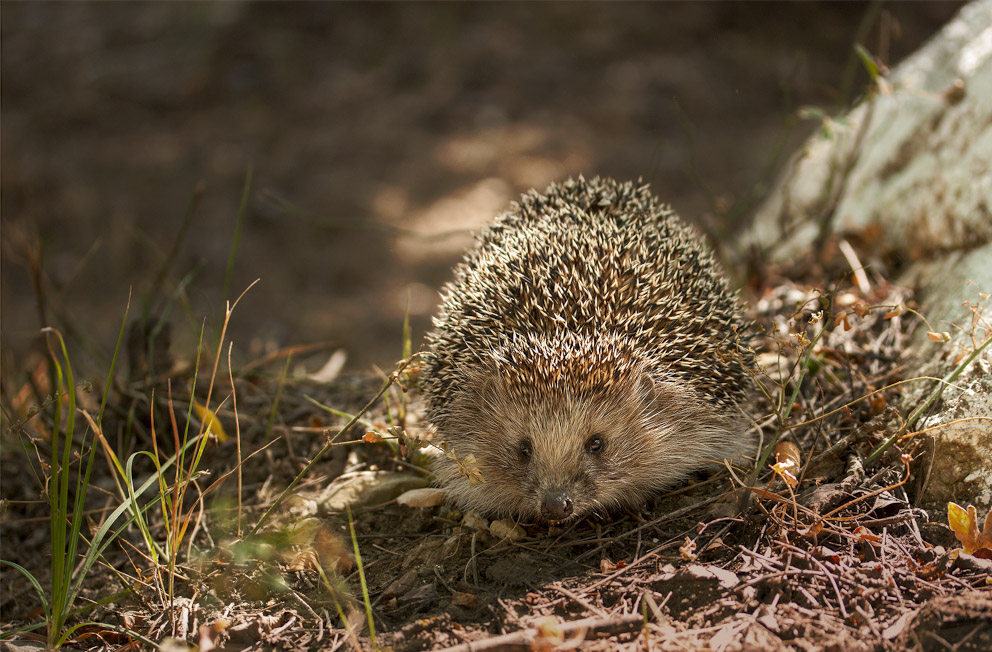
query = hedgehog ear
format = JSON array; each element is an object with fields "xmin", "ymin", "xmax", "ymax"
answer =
[
  {"xmin": 634, "ymin": 371, "xmax": 681, "ymax": 407},
  {"xmin": 464, "ymin": 369, "xmax": 503, "ymax": 411},
  {"xmin": 635, "ymin": 371, "xmax": 660, "ymax": 399}
]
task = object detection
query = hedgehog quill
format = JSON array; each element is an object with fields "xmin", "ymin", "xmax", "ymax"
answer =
[{"xmin": 423, "ymin": 177, "xmax": 753, "ymax": 522}]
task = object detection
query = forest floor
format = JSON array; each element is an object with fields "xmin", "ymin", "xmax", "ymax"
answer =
[{"xmin": 2, "ymin": 241, "xmax": 990, "ymax": 651}]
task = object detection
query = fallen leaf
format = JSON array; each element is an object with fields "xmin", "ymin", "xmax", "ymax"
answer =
[
  {"xmin": 381, "ymin": 569, "xmax": 418, "ymax": 600},
  {"xmin": 451, "ymin": 590, "xmax": 478, "ymax": 609},
  {"xmin": 307, "ymin": 349, "xmax": 348, "ymax": 383},
  {"xmin": 813, "ymin": 546, "xmax": 841, "ymax": 563},
  {"xmin": 490, "ymin": 519, "xmax": 525, "ymax": 542},
  {"xmin": 853, "ymin": 526, "xmax": 882, "ymax": 545},
  {"xmin": 461, "ymin": 510, "xmax": 489, "ymax": 531},
  {"xmin": 198, "ymin": 619, "xmax": 228, "ymax": 652},
  {"xmin": 869, "ymin": 392, "xmax": 886, "ymax": 415},
  {"xmin": 948, "ymin": 502, "xmax": 992, "ymax": 555},
  {"xmin": 882, "ymin": 610, "xmax": 916, "ymax": 640},
  {"xmin": 192, "ymin": 401, "xmax": 227, "ymax": 442},
  {"xmin": 396, "ymin": 487, "xmax": 448, "ymax": 508},
  {"xmin": 772, "ymin": 441, "xmax": 801, "ymax": 488}
]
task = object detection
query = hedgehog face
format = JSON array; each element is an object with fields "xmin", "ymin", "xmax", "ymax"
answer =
[
  {"xmin": 506, "ymin": 391, "xmax": 654, "ymax": 522},
  {"xmin": 431, "ymin": 366, "xmax": 747, "ymax": 523}
]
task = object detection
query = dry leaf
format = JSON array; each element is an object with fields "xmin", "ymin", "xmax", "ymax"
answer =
[
  {"xmin": 813, "ymin": 546, "xmax": 841, "ymax": 563},
  {"xmin": 314, "ymin": 525, "xmax": 353, "ymax": 574},
  {"xmin": 772, "ymin": 441, "xmax": 801, "ymax": 488},
  {"xmin": 926, "ymin": 331, "xmax": 951, "ymax": 343},
  {"xmin": 192, "ymin": 401, "xmax": 227, "ymax": 442},
  {"xmin": 307, "ymin": 349, "xmax": 348, "ymax": 383},
  {"xmin": 461, "ymin": 510, "xmax": 489, "ymax": 531},
  {"xmin": 198, "ymin": 620, "xmax": 228, "ymax": 652},
  {"xmin": 774, "ymin": 441, "xmax": 801, "ymax": 468},
  {"xmin": 396, "ymin": 487, "xmax": 448, "ymax": 508},
  {"xmin": 489, "ymin": 519, "xmax": 525, "ymax": 542},
  {"xmin": 454, "ymin": 452, "xmax": 484, "ymax": 485},
  {"xmin": 948, "ymin": 502, "xmax": 992, "ymax": 555},
  {"xmin": 853, "ymin": 526, "xmax": 882, "ymax": 545},
  {"xmin": 451, "ymin": 590, "xmax": 478, "ymax": 609},
  {"xmin": 679, "ymin": 536, "xmax": 697, "ymax": 561},
  {"xmin": 869, "ymin": 392, "xmax": 886, "ymax": 415},
  {"xmin": 532, "ymin": 617, "xmax": 585, "ymax": 652},
  {"xmin": 362, "ymin": 430, "xmax": 382, "ymax": 443},
  {"xmin": 381, "ymin": 570, "xmax": 418, "ymax": 600}
]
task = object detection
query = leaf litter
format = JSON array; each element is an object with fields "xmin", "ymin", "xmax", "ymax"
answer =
[{"xmin": 2, "ymin": 238, "xmax": 991, "ymax": 651}]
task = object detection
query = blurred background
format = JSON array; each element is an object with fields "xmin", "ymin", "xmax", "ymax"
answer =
[{"xmin": 1, "ymin": 1, "xmax": 963, "ymax": 379}]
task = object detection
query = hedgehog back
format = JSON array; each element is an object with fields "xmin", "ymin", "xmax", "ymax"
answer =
[{"xmin": 425, "ymin": 176, "xmax": 748, "ymax": 430}]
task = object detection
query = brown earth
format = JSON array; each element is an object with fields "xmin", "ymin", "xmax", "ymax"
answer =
[
  {"xmin": 4, "ymin": 247, "xmax": 991, "ymax": 651},
  {"xmin": 1, "ymin": 1, "xmax": 962, "ymax": 376}
]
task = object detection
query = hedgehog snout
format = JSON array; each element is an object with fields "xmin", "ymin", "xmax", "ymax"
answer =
[{"xmin": 540, "ymin": 490, "xmax": 574, "ymax": 521}]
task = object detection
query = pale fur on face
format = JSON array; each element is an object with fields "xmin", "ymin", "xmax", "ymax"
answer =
[{"xmin": 431, "ymin": 367, "xmax": 750, "ymax": 522}]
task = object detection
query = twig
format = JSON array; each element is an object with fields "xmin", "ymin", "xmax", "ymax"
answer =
[
  {"xmin": 433, "ymin": 614, "xmax": 644, "ymax": 652},
  {"xmin": 777, "ymin": 542, "xmax": 849, "ymax": 619},
  {"xmin": 552, "ymin": 584, "xmax": 607, "ymax": 618}
]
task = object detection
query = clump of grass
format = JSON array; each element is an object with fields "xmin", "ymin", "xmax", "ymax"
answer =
[
  {"xmin": 0, "ymin": 311, "xmax": 156, "ymax": 649},
  {"xmin": 1, "ymin": 171, "xmax": 268, "ymax": 647},
  {"xmin": 3, "ymin": 169, "xmax": 433, "ymax": 650},
  {"xmin": 95, "ymin": 282, "xmax": 259, "ymax": 637}
]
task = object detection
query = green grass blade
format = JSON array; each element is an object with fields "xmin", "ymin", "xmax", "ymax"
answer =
[
  {"xmin": 0, "ymin": 560, "xmax": 51, "ymax": 620},
  {"xmin": 222, "ymin": 165, "xmax": 252, "ymax": 317},
  {"xmin": 98, "ymin": 292, "xmax": 130, "ymax": 423},
  {"xmin": 124, "ymin": 450, "xmax": 167, "ymax": 562},
  {"xmin": 303, "ymin": 395, "xmax": 379, "ymax": 434},
  {"xmin": 42, "ymin": 329, "xmax": 69, "ymax": 637},
  {"xmin": 866, "ymin": 334, "xmax": 992, "ymax": 465},
  {"xmin": 347, "ymin": 506, "xmax": 378, "ymax": 649},
  {"xmin": 177, "ymin": 322, "xmax": 206, "ymax": 485},
  {"xmin": 65, "ymin": 434, "xmax": 205, "ymax": 610},
  {"xmin": 402, "ymin": 292, "xmax": 412, "ymax": 362},
  {"xmin": 47, "ymin": 330, "xmax": 90, "ymax": 631},
  {"xmin": 264, "ymin": 354, "xmax": 293, "ymax": 441}
]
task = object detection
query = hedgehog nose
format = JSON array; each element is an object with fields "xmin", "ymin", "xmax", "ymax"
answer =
[{"xmin": 541, "ymin": 492, "xmax": 573, "ymax": 521}]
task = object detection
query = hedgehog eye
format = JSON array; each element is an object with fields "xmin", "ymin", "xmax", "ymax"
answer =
[
  {"xmin": 518, "ymin": 439, "xmax": 533, "ymax": 461},
  {"xmin": 585, "ymin": 435, "xmax": 605, "ymax": 455}
]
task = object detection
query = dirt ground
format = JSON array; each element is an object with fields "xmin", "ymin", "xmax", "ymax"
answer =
[
  {"xmin": 3, "ymin": 3, "xmax": 989, "ymax": 652},
  {"xmin": 3, "ymin": 247, "xmax": 991, "ymax": 651},
  {"xmin": 0, "ymin": 1, "xmax": 963, "ymax": 375}
]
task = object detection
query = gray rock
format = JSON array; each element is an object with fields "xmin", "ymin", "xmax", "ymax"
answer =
[{"xmin": 747, "ymin": 0, "xmax": 992, "ymax": 506}]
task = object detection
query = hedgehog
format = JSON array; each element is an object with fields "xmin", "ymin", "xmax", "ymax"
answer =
[{"xmin": 423, "ymin": 176, "xmax": 753, "ymax": 522}]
